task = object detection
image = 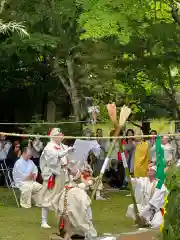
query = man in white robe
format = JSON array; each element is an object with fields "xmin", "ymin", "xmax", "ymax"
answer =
[
  {"xmin": 126, "ymin": 165, "xmax": 167, "ymax": 228},
  {"xmin": 38, "ymin": 128, "xmax": 74, "ymax": 229},
  {"xmin": 52, "ymin": 171, "xmax": 97, "ymax": 240},
  {"xmin": 12, "ymin": 147, "xmax": 42, "ymax": 208}
]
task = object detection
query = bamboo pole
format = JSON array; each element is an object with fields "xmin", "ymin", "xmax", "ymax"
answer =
[
  {"xmin": 91, "ymin": 104, "xmax": 145, "ymax": 227},
  {"xmin": 91, "ymin": 126, "xmax": 121, "ymax": 200}
]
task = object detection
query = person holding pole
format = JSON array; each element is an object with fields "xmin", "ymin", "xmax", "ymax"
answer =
[
  {"xmin": 37, "ymin": 128, "xmax": 74, "ymax": 228},
  {"xmin": 126, "ymin": 165, "xmax": 167, "ymax": 228}
]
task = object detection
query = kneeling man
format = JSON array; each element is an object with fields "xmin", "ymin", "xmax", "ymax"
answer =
[
  {"xmin": 126, "ymin": 165, "xmax": 167, "ymax": 228},
  {"xmin": 13, "ymin": 147, "xmax": 42, "ymax": 208},
  {"xmin": 52, "ymin": 170, "xmax": 97, "ymax": 240}
]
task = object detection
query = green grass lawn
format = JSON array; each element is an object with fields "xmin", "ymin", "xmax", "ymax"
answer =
[{"xmin": 0, "ymin": 188, "xmax": 133, "ymax": 240}]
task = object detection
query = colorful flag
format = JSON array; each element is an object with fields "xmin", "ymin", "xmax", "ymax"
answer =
[{"xmin": 155, "ymin": 135, "xmax": 166, "ymax": 189}]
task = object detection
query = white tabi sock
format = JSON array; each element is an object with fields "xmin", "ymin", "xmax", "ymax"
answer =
[
  {"xmin": 95, "ymin": 190, "xmax": 101, "ymax": 198},
  {"xmin": 41, "ymin": 208, "xmax": 51, "ymax": 228}
]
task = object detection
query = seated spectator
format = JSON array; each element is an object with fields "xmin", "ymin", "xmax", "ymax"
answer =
[
  {"xmin": 12, "ymin": 147, "xmax": 42, "ymax": 208},
  {"xmin": 0, "ymin": 134, "xmax": 12, "ymax": 161},
  {"xmin": 6, "ymin": 141, "xmax": 21, "ymax": 169},
  {"xmin": 0, "ymin": 134, "xmax": 12, "ymax": 186}
]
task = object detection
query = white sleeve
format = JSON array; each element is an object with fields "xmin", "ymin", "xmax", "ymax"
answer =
[
  {"xmin": 40, "ymin": 149, "xmax": 49, "ymax": 172},
  {"xmin": 149, "ymin": 188, "xmax": 167, "ymax": 210},
  {"xmin": 13, "ymin": 161, "xmax": 28, "ymax": 184},
  {"xmin": 58, "ymin": 148, "xmax": 69, "ymax": 158},
  {"xmin": 33, "ymin": 141, "xmax": 43, "ymax": 152},
  {"xmin": 78, "ymin": 182, "xmax": 86, "ymax": 190},
  {"xmin": 130, "ymin": 178, "xmax": 138, "ymax": 187}
]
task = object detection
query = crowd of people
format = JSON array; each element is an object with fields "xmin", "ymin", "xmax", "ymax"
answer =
[
  {"xmin": 0, "ymin": 134, "xmax": 44, "ymax": 186},
  {"xmin": 0, "ymin": 126, "xmax": 177, "ymax": 237},
  {"xmin": 94, "ymin": 128, "xmax": 176, "ymax": 188}
]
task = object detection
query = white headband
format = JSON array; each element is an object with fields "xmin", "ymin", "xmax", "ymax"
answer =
[
  {"xmin": 48, "ymin": 128, "xmax": 62, "ymax": 137},
  {"xmin": 149, "ymin": 165, "xmax": 157, "ymax": 172}
]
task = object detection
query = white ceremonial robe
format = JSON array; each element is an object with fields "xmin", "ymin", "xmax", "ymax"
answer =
[
  {"xmin": 40, "ymin": 141, "xmax": 69, "ymax": 180},
  {"xmin": 37, "ymin": 141, "xmax": 70, "ymax": 208},
  {"xmin": 52, "ymin": 177, "xmax": 97, "ymax": 238},
  {"xmin": 12, "ymin": 157, "xmax": 42, "ymax": 208},
  {"xmin": 126, "ymin": 177, "xmax": 167, "ymax": 228}
]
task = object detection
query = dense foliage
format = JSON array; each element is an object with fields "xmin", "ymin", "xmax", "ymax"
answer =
[
  {"xmin": 162, "ymin": 166, "xmax": 180, "ymax": 240},
  {"xmin": 0, "ymin": 0, "xmax": 180, "ymax": 124}
]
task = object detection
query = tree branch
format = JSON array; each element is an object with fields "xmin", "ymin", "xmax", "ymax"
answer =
[
  {"xmin": 129, "ymin": 121, "xmax": 142, "ymax": 129},
  {"xmin": 171, "ymin": 3, "xmax": 180, "ymax": 25}
]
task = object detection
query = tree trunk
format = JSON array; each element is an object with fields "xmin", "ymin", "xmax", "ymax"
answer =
[
  {"xmin": 171, "ymin": 5, "xmax": 180, "ymax": 25},
  {"xmin": 167, "ymin": 66, "xmax": 180, "ymax": 119},
  {"xmin": 66, "ymin": 58, "xmax": 80, "ymax": 121},
  {"xmin": 54, "ymin": 55, "xmax": 81, "ymax": 121},
  {"xmin": 69, "ymin": 89, "xmax": 80, "ymax": 121}
]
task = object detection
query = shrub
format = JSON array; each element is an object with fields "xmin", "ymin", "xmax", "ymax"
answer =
[{"xmin": 162, "ymin": 166, "xmax": 180, "ymax": 240}]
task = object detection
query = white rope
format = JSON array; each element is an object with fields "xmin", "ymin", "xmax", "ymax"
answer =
[
  {"xmin": 0, "ymin": 132, "xmax": 180, "ymax": 139},
  {"xmin": 0, "ymin": 121, "xmax": 87, "ymax": 125},
  {"xmin": 0, "ymin": 119, "xmax": 178, "ymax": 125}
]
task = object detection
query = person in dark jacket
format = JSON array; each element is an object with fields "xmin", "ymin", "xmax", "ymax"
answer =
[{"xmin": 6, "ymin": 141, "xmax": 21, "ymax": 169}]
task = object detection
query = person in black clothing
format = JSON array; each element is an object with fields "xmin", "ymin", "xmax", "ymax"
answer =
[{"xmin": 6, "ymin": 140, "xmax": 21, "ymax": 169}]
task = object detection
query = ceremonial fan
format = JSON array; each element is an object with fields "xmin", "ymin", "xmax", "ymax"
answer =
[{"xmin": 91, "ymin": 103, "xmax": 146, "ymax": 227}]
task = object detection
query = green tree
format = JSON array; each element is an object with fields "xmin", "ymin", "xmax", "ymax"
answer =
[
  {"xmin": 0, "ymin": 0, "xmax": 28, "ymax": 36},
  {"xmin": 79, "ymin": 0, "xmax": 180, "ymax": 120},
  {"xmin": 1, "ymin": 0, "xmax": 119, "ymax": 121}
]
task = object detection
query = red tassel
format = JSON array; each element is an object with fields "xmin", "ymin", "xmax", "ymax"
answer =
[
  {"xmin": 47, "ymin": 175, "xmax": 55, "ymax": 189},
  {"xmin": 160, "ymin": 208, "xmax": 165, "ymax": 216},
  {"xmin": 117, "ymin": 151, "xmax": 128, "ymax": 161},
  {"xmin": 122, "ymin": 139, "xmax": 127, "ymax": 145},
  {"xmin": 82, "ymin": 172, "xmax": 90, "ymax": 180},
  {"xmin": 59, "ymin": 218, "xmax": 64, "ymax": 229},
  {"xmin": 48, "ymin": 128, "xmax": 53, "ymax": 136}
]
